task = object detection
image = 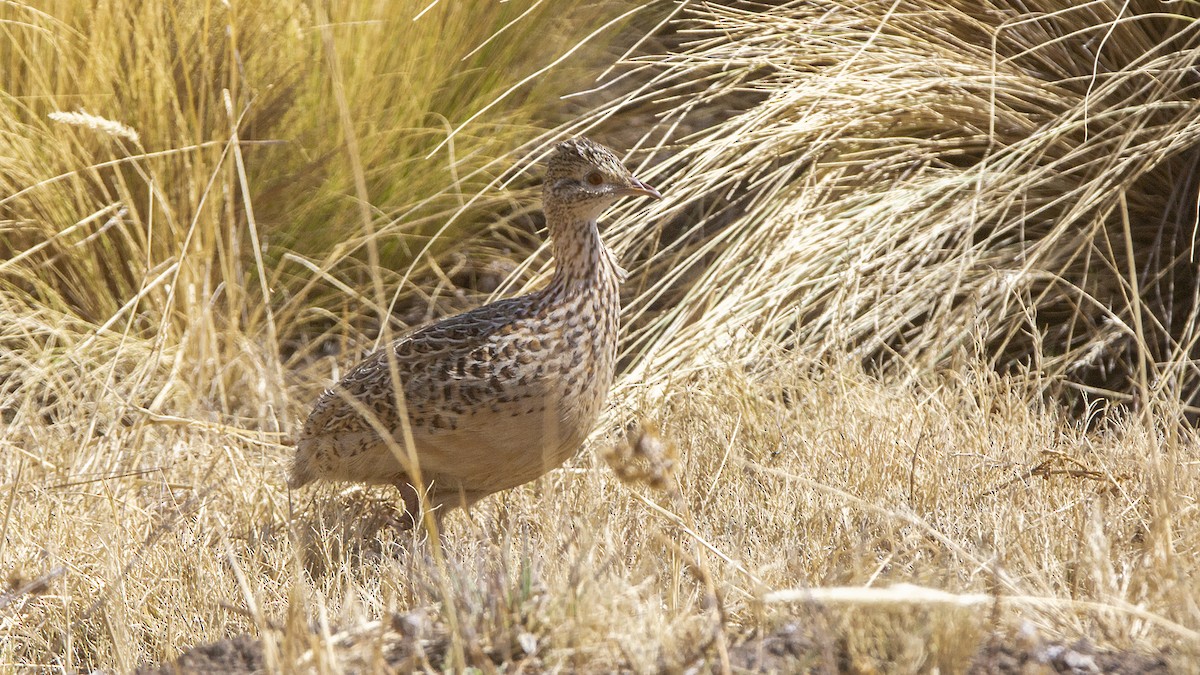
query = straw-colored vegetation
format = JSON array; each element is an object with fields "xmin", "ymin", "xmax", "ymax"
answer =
[{"xmin": 3, "ymin": 0, "xmax": 1198, "ymax": 671}]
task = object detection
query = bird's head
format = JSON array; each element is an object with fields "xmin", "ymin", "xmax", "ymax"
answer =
[{"xmin": 543, "ymin": 138, "xmax": 660, "ymax": 221}]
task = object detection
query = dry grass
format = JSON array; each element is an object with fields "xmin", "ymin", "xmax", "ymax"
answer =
[
  {"xmin": 3, "ymin": 0, "xmax": 1200, "ymax": 672},
  {"xmin": 5, "ymin": 349, "xmax": 1195, "ymax": 670},
  {"xmin": 566, "ymin": 0, "xmax": 1200, "ymax": 412}
]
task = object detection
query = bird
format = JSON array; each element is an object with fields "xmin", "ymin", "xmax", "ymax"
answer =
[{"xmin": 289, "ymin": 137, "xmax": 661, "ymax": 526}]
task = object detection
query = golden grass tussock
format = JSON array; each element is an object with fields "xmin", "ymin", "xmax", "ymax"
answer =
[
  {"xmin": 0, "ymin": 0, "xmax": 635, "ymax": 418},
  {"xmin": 570, "ymin": 0, "xmax": 1200, "ymax": 413},
  {"xmin": 2, "ymin": 0, "xmax": 1199, "ymax": 671}
]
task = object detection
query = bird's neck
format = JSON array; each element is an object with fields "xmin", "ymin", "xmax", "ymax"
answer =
[{"xmin": 546, "ymin": 216, "xmax": 624, "ymax": 296}]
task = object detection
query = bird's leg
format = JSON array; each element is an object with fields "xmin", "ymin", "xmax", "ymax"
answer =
[
  {"xmin": 433, "ymin": 504, "xmax": 451, "ymax": 532},
  {"xmin": 389, "ymin": 480, "xmax": 421, "ymax": 531}
]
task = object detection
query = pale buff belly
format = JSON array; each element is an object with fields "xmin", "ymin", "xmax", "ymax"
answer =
[
  {"xmin": 416, "ymin": 407, "xmax": 592, "ymax": 495},
  {"xmin": 319, "ymin": 390, "xmax": 600, "ymax": 496}
]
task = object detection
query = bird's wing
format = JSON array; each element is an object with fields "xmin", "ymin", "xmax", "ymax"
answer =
[{"xmin": 298, "ymin": 295, "xmax": 548, "ymax": 443}]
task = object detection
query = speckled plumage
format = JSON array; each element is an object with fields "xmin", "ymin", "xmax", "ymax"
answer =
[{"xmin": 289, "ymin": 138, "xmax": 660, "ymax": 520}]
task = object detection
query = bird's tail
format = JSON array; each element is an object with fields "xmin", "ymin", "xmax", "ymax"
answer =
[{"xmin": 287, "ymin": 449, "xmax": 315, "ymax": 489}]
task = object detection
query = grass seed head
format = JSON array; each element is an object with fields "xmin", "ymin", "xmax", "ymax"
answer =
[
  {"xmin": 603, "ymin": 420, "xmax": 679, "ymax": 493},
  {"xmin": 47, "ymin": 110, "xmax": 140, "ymax": 144}
]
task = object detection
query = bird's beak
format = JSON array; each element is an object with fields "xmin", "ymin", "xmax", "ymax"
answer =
[{"xmin": 619, "ymin": 176, "xmax": 662, "ymax": 200}]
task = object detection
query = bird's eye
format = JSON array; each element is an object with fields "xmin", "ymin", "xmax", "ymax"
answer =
[{"xmin": 585, "ymin": 171, "xmax": 604, "ymax": 186}]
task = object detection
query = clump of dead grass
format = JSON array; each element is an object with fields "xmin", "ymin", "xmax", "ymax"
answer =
[{"xmin": 561, "ymin": 0, "xmax": 1200, "ymax": 416}]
